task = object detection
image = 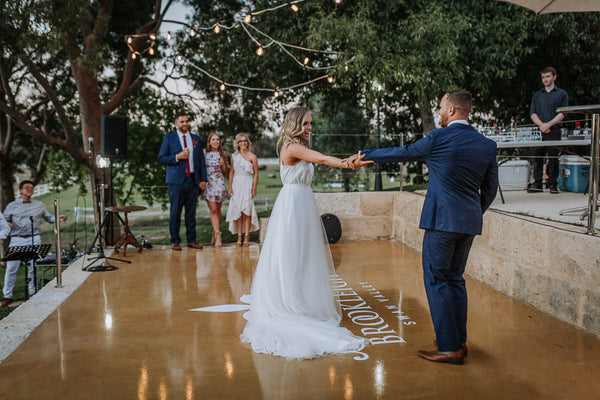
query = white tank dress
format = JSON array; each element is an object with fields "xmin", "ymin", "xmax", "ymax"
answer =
[
  {"xmin": 226, "ymin": 153, "xmax": 259, "ymax": 234},
  {"xmin": 240, "ymin": 160, "xmax": 367, "ymax": 359}
]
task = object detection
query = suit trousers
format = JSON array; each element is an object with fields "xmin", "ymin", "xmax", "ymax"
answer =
[
  {"xmin": 3, "ymin": 235, "xmax": 41, "ymax": 299},
  {"xmin": 167, "ymin": 176, "xmax": 200, "ymax": 243},
  {"xmin": 422, "ymin": 229, "xmax": 474, "ymax": 352}
]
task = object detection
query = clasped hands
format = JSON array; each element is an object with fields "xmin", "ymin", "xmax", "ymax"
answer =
[{"xmin": 342, "ymin": 153, "xmax": 373, "ymax": 170}]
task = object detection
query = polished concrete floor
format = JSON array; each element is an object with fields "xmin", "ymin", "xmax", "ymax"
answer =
[{"xmin": 0, "ymin": 241, "xmax": 599, "ymax": 399}]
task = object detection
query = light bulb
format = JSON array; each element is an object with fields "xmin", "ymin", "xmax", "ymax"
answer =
[
  {"xmin": 176, "ymin": 54, "xmax": 183, "ymax": 62},
  {"xmin": 335, "ymin": 0, "xmax": 342, "ymax": 3},
  {"xmin": 127, "ymin": 36, "xmax": 133, "ymax": 44},
  {"xmin": 190, "ymin": 28, "xmax": 196, "ymax": 37},
  {"xmin": 166, "ymin": 31, "xmax": 172, "ymax": 41},
  {"xmin": 244, "ymin": 14, "xmax": 252, "ymax": 23},
  {"xmin": 220, "ymin": 83, "xmax": 226, "ymax": 91},
  {"xmin": 256, "ymin": 47, "xmax": 264, "ymax": 56},
  {"xmin": 344, "ymin": 65, "xmax": 349, "ymax": 72},
  {"xmin": 303, "ymin": 57, "xmax": 309, "ymax": 65},
  {"xmin": 291, "ymin": 4, "xmax": 299, "ymax": 12},
  {"xmin": 148, "ymin": 47, "xmax": 154, "ymax": 55},
  {"xmin": 274, "ymin": 90, "xmax": 279, "ymax": 97},
  {"xmin": 131, "ymin": 52, "xmax": 137, "ymax": 60},
  {"xmin": 214, "ymin": 25, "xmax": 221, "ymax": 34},
  {"xmin": 327, "ymin": 76, "xmax": 334, "ymax": 83},
  {"xmin": 149, "ymin": 33, "xmax": 156, "ymax": 41}
]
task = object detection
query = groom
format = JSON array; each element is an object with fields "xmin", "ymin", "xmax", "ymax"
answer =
[
  {"xmin": 348, "ymin": 89, "xmax": 498, "ymax": 365},
  {"xmin": 159, "ymin": 111, "xmax": 208, "ymax": 250}
]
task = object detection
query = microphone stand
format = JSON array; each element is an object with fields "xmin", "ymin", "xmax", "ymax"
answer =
[{"xmin": 29, "ymin": 216, "xmax": 36, "ymax": 298}]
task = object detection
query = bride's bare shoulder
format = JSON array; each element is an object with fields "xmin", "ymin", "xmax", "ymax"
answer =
[{"xmin": 280, "ymin": 143, "xmax": 304, "ymax": 166}]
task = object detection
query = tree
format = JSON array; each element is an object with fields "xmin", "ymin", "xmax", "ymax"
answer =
[{"xmin": 0, "ymin": 0, "xmax": 172, "ymax": 214}]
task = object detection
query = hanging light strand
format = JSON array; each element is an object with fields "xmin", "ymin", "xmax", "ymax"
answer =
[{"xmin": 185, "ymin": 58, "xmax": 332, "ymax": 94}]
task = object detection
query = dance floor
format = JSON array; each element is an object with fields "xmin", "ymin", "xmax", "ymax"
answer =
[{"xmin": 0, "ymin": 241, "xmax": 598, "ymax": 399}]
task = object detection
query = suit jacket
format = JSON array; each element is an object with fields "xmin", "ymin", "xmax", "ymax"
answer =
[
  {"xmin": 158, "ymin": 132, "xmax": 208, "ymax": 186},
  {"xmin": 362, "ymin": 123, "xmax": 498, "ymax": 235}
]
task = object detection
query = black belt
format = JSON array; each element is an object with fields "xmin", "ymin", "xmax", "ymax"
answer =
[{"xmin": 11, "ymin": 234, "xmax": 36, "ymax": 238}]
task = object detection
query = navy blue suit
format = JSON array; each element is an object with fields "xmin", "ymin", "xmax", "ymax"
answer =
[
  {"xmin": 361, "ymin": 122, "xmax": 498, "ymax": 352},
  {"xmin": 159, "ymin": 132, "xmax": 208, "ymax": 244}
]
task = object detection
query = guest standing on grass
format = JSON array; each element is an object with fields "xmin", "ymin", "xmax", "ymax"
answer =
[
  {"xmin": 201, "ymin": 132, "xmax": 230, "ymax": 248},
  {"xmin": 158, "ymin": 111, "xmax": 208, "ymax": 251},
  {"xmin": 226, "ymin": 133, "xmax": 259, "ymax": 247}
]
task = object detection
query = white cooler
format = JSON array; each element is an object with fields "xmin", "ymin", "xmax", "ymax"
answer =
[{"xmin": 498, "ymin": 160, "xmax": 530, "ymax": 190}]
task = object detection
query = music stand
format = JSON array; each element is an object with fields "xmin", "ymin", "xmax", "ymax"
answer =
[
  {"xmin": 84, "ymin": 210, "xmax": 131, "ymax": 272},
  {"xmin": 2, "ymin": 244, "xmax": 51, "ymax": 299}
]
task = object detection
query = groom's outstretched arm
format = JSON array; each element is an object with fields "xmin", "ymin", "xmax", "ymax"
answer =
[{"xmin": 359, "ymin": 135, "xmax": 433, "ymax": 164}]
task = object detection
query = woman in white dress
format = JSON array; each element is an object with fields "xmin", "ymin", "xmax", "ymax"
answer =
[
  {"xmin": 201, "ymin": 132, "xmax": 230, "ymax": 247},
  {"xmin": 240, "ymin": 106, "xmax": 371, "ymax": 359},
  {"xmin": 226, "ymin": 133, "xmax": 259, "ymax": 247}
]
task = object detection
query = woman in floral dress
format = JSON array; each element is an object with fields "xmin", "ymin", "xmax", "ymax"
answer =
[{"xmin": 201, "ymin": 132, "xmax": 230, "ymax": 247}]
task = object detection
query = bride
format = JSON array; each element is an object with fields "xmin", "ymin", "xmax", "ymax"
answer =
[{"xmin": 240, "ymin": 106, "xmax": 371, "ymax": 359}]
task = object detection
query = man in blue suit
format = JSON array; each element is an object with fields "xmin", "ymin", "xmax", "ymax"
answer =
[
  {"xmin": 159, "ymin": 111, "xmax": 208, "ymax": 250},
  {"xmin": 350, "ymin": 89, "xmax": 498, "ymax": 365}
]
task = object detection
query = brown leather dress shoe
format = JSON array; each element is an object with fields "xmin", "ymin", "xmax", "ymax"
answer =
[
  {"xmin": 434, "ymin": 340, "xmax": 468, "ymax": 357},
  {"xmin": 187, "ymin": 242, "xmax": 203, "ymax": 249},
  {"xmin": 417, "ymin": 348, "xmax": 465, "ymax": 365},
  {"xmin": 0, "ymin": 298, "xmax": 13, "ymax": 308},
  {"xmin": 171, "ymin": 243, "xmax": 182, "ymax": 251}
]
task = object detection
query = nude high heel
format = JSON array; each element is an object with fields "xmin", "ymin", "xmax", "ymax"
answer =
[
  {"xmin": 210, "ymin": 231, "xmax": 216, "ymax": 245},
  {"xmin": 236, "ymin": 234, "xmax": 243, "ymax": 247}
]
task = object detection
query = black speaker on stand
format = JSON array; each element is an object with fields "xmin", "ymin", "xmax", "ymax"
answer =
[{"xmin": 101, "ymin": 115, "xmax": 127, "ymax": 158}]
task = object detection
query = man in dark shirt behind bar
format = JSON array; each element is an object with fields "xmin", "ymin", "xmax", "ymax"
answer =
[{"xmin": 529, "ymin": 66, "xmax": 569, "ymax": 194}]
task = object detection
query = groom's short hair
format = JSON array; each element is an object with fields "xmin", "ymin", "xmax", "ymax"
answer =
[{"xmin": 447, "ymin": 89, "xmax": 472, "ymax": 115}]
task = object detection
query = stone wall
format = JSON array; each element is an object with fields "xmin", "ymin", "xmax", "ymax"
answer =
[{"xmin": 261, "ymin": 191, "xmax": 600, "ymax": 339}]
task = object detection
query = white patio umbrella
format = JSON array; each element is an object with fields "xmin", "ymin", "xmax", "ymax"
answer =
[{"xmin": 498, "ymin": 0, "xmax": 600, "ymax": 14}]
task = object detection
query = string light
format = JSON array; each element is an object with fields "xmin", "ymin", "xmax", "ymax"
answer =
[
  {"xmin": 291, "ymin": 3, "xmax": 299, "ymax": 12},
  {"xmin": 244, "ymin": 14, "xmax": 252, "ymax": 23},
  {"xmin": 335, "ymin": 0, "xmax": 342, "ymax": 3},
  {"xmin": 219, "ymin": 83, "xmax": 226, "ymax": 91},
  {"xmin": 190, "ymin": 28, "xmax": 196, "ymax": 37},
  {"xmin": 131, "ymin": 52, "xmax": 138, "ymax": 60},
  {"xmin": 256, "ymin": 46, "xmax": 264, "ymax": 56},
  {"xmin": 303, "ymin": 57, "xmax": 309, "ymax": 65},
  {"xmin": 127, "ymin": 36, "xmax": 133, "ymax": 44},
  {"xmin": 149, "ymin": 33, "xmax": 156, "ymax": 41},
  {"xmin": 176, "ymin": 54, "xmax": 183, "ymax": 62},
  {"xmin": 327, "ymin": 76, "xmax": 334, "ymax": 83},
  {"xmin": 344, "ymin": 65, "xmax": 349, "ymax": 72},
  {"xmin": 166, "ymin": 31, "xmax": 172, "ymax": 41},
  {"xmin": 274, "ymin": 90, "xmax": 280, "ymax": 97},
  {"xmin": 214, "ymin": 25, "xmax": 221, "ymax": 34},
  {"xmin": 148, "ymin": 47, "xmax": 155, "ymax": 55}
]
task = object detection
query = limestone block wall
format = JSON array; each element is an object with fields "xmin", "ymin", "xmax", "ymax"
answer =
[{"xmin": 276, "ymin": 191, "xmax": 600, "ymax": 339}]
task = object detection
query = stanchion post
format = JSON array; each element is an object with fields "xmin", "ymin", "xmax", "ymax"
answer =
[
  {"xmin": 587, "ymin": 113, "xmax": 599, "ymax": 234},
  {"xmin": 54, "ymin": 198, "xmax": 63, "ymax": 288}
]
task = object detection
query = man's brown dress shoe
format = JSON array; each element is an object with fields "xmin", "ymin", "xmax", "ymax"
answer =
[
  {"xmin": 187, "ymin": 242, "xmax": 203, "ymax": 249},
  {"xmin": 417, "ymin": 348, "xmax": 465, "ymax": 365},
  {"xmin": 434, "ymin": 340, "xmax": 468, "ymax": 357},
  {"xmin": 171, "ymin": 243, "xmax": 182, "ymax": 251},
  {"xmin": 0, "ymin": 298, "xmax": 13, "ymax": 308}
]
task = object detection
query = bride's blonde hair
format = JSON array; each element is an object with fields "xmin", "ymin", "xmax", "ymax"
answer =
[{"xmin": 276, "ymin": 106, "xmax": 311, "ymax": 156}]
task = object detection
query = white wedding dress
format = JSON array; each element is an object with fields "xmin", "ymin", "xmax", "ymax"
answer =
[
  {"xmin": 226, "ymin": 153, "xmax": 259, "ymax": 234},
  {"xmin": 240, "ymin": 160, "xmax": 367, "ymax": 359}
]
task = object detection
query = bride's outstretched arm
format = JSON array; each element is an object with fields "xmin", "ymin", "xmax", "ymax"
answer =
[{"xmin": 285, "ymin": 143, "xmax": 371, "ymax": 169}]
